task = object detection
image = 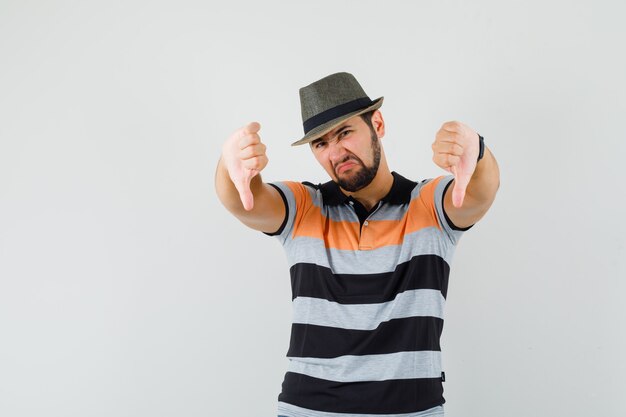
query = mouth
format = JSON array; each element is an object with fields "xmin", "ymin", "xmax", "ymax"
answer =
[{"xmin": 336, "ymin": 160, "xmax": 359, "ymax": 174}]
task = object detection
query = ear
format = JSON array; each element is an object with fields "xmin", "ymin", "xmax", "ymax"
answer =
[{"xmin": 372, "ymin": 110, "xmax": 385, "ymax": 139}]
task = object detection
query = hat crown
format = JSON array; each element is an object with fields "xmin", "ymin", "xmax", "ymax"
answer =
[
  {"xmin": 291, "ymin": 71, "xmax": 383, "ymax": 146},
  {"xmin": 299, "ymin": 72, "xmax": 369, "ymax": 123}
]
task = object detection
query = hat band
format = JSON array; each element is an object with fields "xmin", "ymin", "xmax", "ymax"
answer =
[{"xmin": 303, "ymin": 97, "xmax": 373, "ymax": 134}]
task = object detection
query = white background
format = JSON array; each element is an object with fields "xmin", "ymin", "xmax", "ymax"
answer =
[{"xmin": 1, "ymin": 1, "xmax": 625, "ymax": 416}]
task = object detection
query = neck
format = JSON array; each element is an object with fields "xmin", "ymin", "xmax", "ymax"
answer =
[{"xmin": 340, "ymin": 162, "xmax": 394, "ymax": 211}]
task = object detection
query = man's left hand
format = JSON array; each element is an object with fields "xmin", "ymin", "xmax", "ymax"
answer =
[{"xmin": 431, "ymin": 121, "xmax": 481, "ymax": 208}]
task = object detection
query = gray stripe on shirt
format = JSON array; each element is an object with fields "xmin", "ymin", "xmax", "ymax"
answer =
[
  {"xmin": 277, "ymin": 402, "xmax": 444, "ymax": 417},
  {"xmin": 284, "ymin": 227, "xmax": 456, "ymax": 274},
  {"xmin": 287, "ymin": 350, "xmax": 442, "ymax": 382},
  {"xmin": 292, "ymin": 289, "xmax": 445, "ymax": 330}
]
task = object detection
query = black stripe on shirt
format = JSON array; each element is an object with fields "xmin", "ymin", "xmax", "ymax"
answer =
[
  {"xmin": 287, "ymin": 316, "xmax": 443, "ymax": 358},
  {"xmin": 290, "ymin": 254, "xmax": 450, "ymax": 303},
  {"xmin": 278, "ymin": 372, "xmax": 445, "ymax": 414}
]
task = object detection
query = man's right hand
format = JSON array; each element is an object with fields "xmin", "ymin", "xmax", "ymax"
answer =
[{"xmin": 221, "ymin": 122, "xmax": 268, "ymax": 211}]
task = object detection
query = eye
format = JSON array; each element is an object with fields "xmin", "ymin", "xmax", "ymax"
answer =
[
  {"xmin": 313, "ymin": 141, "xmax": 326, "ymax": 149},
  {"xmin": 339, "ymin": 130, "xmax": 351, "ymax": 138}
]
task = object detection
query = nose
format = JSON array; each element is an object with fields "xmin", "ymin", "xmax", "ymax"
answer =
[{"xmin": 327, "ymin": 137, "xmax": 347, "ymax": 163}]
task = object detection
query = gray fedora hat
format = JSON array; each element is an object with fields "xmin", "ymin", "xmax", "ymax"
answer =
[{"xmin": 291, "ymin": 72, "xmax": 384, "ymax": 146}]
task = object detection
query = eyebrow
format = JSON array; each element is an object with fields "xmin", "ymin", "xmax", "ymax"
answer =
[
  {"xmin": 311, "ymin": 125, "xmax": 353, "ymax": 146},
  {"xmin": 334, "ymin": 125, "xmax": 352, "ymax": 137}
]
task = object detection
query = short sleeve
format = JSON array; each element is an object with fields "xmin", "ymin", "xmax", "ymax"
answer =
[
  {"xmin": 262, "ymin": 181, "xmax": 312, "ymax": 245},
  {"xmin": 420, "ymin": 175, "xmax": 473, "ymax": 245}
]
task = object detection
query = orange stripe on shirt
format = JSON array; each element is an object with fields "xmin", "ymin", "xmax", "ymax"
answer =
[
  {"xmin": 413, "ymin": 176, "xmax": 444, "ymax": 233},
  {"xmin": 286, "ymin": 176, "xmax": 446, "ymax": 251}
]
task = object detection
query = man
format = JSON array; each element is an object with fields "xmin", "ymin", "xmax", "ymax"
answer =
[{"xmin": 215, "ymin": 72, "xmax": 500, "ymax": 417}]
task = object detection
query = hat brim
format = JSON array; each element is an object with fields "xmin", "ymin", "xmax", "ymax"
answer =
[{"xmin": 291, "ymin": 96, "xmax": 384, "ymax": 146}]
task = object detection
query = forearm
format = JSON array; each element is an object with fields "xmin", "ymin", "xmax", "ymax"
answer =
[{"xmin": 465, "ymin": 146, "xmax": 500, "ymax": 205}]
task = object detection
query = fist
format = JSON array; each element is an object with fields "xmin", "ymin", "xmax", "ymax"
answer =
[
  {"xmin": 431, "ymin": 121, "xmax": 480, "ymax": 208},
  {"xmin": 221, "ymin": 122, "xmax": 268, "ymax": 211}
]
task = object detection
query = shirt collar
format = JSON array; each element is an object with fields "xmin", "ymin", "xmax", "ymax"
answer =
[{"xmin": 317, "ymin": 171, "xmax": 417, "ymax": 206}]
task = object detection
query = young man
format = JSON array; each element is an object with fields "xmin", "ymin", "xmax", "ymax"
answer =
[{"xmin": 216, "ymin": 72, "xmax": 500, "ymax": 417}]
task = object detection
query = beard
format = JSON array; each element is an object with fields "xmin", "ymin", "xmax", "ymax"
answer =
[{"xmin": 335, "ymin": 130, "xmax": 381, "ymax": 192}]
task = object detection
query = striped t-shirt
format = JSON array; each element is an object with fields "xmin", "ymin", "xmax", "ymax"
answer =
[{"xmin": 266, "ymin": 171, "xmax": 470, "ymax": 417}]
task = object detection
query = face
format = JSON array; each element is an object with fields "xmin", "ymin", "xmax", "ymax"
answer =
[{"xmin": 310, "ymin": 113, "xmax": 382, "ymax": 192}]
